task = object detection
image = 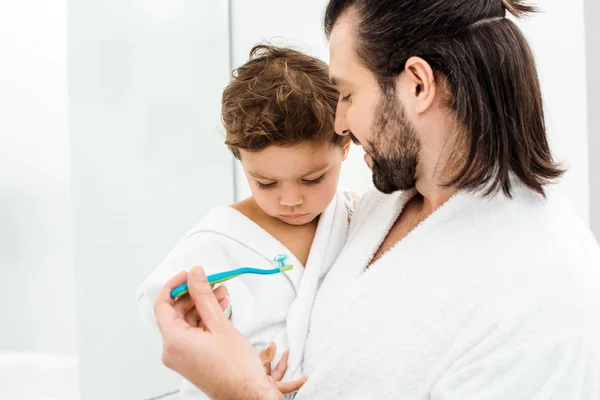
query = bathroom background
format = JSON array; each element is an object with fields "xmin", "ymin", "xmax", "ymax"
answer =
[{"xmin": 1, "ymin": 0, "xmax": 599, "ymax": 398}]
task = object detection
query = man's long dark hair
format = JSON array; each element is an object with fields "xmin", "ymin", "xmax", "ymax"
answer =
[{"xmin": 325, "ymin": 0, "xmax": 563, "ymax": 196}]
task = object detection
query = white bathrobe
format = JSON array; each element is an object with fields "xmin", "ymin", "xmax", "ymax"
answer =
[
  {"xmin": 298, "ymin": 181, "xmax": 600, "ymax": 399},
  {"xmin": 136, "ymin": 189, "xmax": 353, "ymax": 399}
]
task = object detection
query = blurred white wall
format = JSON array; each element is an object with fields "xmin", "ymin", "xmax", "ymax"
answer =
[
  {"xmin": 231, "ymin": 0, "xmax": 593, "ymax": 230},
  {"xmin": 585, "ymin": 0, "xmax": 600, "ymax": 238},
  {"xmin": 0, "ymin": 1, "xmax": 77, "ymax": 356},
  {"xmin": 515, "ymin": 1, "xmax": 590, "ymax": 225},
  {"xmin": 0, "ymin": 1, "xmax": 596, "ymax": 399},
  {"xmin": 69, "ymin": 0, "xmax": 234, "ymax": 398}
]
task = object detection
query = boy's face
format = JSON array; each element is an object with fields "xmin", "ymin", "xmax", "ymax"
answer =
[{"xmin": 240, "ymin": 142, "xmax": 347, "ymax": 226}]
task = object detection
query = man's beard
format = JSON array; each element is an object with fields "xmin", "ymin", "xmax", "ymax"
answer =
[{"xmin": 365, "ymin": 88, "xmax": 421, "ymax": 194}]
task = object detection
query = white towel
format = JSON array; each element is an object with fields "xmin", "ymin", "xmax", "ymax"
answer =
[
  {"xmin": 136, "ymin": 189, "xmax": 352, "ymax": 399},
  {"xmin": 298, "ymin": 181, "xmax": 600, "ymax": 399}
]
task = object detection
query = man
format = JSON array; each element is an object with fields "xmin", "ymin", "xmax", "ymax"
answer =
[{"xmin": 155, "ymin": 0, "xmax": 600, "ymax": 398}]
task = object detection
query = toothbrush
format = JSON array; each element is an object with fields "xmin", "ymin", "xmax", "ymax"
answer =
[{"xmin": 170, "ymin": 254, "xmax": 293, "ymax": 300}]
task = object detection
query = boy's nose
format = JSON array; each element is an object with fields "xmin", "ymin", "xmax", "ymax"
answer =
[{"xmin": 280, "ymin": 192, "xmax": 303, "ymax": 207}]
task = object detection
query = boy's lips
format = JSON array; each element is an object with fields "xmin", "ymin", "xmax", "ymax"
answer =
[{"xmin": 282, "ymin": 212, "xmax": 308, "ymax": 218}]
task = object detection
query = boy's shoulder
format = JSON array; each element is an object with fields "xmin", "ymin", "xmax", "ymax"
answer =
[{"xmin": 178, "ymin": 206, "xmax": 247, "ymax": 243}]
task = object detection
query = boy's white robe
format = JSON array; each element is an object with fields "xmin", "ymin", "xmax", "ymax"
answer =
[
  {"xmin": 136, "ymin": 190, "xmax": 351, "ymax": 399},
  {"xmin": 297, "ymin": 182, "xmax": 600, "ymax": 399}
]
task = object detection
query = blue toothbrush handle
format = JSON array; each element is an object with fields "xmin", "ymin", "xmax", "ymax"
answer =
[
  {"xmin": 209, "ymin": 267, "xmax": 278, "ymax": 282},
  {"xmin": 170, "ymin": 265, "xmax": 293, "ymax": 299},
  {"xmin": 170, "ymin": 283, "xmax": 190, "ymax": 299}
]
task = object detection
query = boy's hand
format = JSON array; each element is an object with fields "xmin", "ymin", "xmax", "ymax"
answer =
[
  {"xmin": 259, "ymin": 342, "xmax": 307, "ymax": 394},
  {"xmin": 172, "ymin": 283, "xmax": 229, "ymax": 328}
]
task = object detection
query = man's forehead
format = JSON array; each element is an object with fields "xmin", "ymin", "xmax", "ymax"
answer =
[
  {"xmin": 329, "ymin": 14, "xmax": 354, "ymax": 56},
  {"xmin": 328, "ymin": 16, "xmax": 356, "ymax": 83}
]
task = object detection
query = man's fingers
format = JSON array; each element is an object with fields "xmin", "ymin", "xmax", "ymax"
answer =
[
  {"xmin": 156, "ymin": 270, "xmax": 188, "ymax": 308},
  {"xmin": 154, "ymin": 271, "xmax": 189, "ymax": 333},
  {"xmin": 218, "ymin": 296, "xmax": 229, "ymax": 312},
  {"xmin": 173, "ymin": 295, "xmax": 195, "ymax": 318},
  {"xmin": 213, "ymin": 285, "xmax": 228, "ymax": 302},
  {"xmin": 276, "ymin": 377, "xmax": 307, "ymax": 394},
  {"xmin": 175, "ymin": 285, "xmax": 227, "ymax": 327},
  {"xmin": 187, "ymin": 267, "xmax": 229, "ymax": 332},
  {"xmin": 271, "ymin": 349, "xmax": 289, "ymax": 381},
  {"xmin": 184, "ymin": 307, "xmax": 200, "ymax": 327}
]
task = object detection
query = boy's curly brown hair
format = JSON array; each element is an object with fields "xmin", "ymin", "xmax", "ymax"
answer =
[{"xmin": 222, "ymin": 45, "xmax": 349, "ymax": 159}]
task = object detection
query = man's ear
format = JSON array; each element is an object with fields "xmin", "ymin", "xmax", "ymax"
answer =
[{"xmin": 403, "ymin": 56, "xmax": 437, "ymax": 114}]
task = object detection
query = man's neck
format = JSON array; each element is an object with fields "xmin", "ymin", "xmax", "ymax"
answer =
[
  {"xmin": 414, "ymin": 175, "xmax": 457, "ymax": 215},
  {"xmin": 414, "ymin": 114, "xmax": 462, "ymax": 212}
]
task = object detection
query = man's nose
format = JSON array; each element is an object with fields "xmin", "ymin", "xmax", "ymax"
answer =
[{"xmin": 334, "ymin": 102, "xmax": 349, "ymax": 136}]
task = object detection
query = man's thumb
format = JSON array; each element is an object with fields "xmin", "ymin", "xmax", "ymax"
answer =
[{"xmin": 187, "ymin": 266, "xmax": 227, "ymax": 331}]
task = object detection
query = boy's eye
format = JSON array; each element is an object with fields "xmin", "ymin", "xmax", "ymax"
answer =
[
  {"xmin": 257, "ymin": 181, "xmax": 277, "ymax": 190},
  {"xmin": 341, "ymin": 94, "xmax": 351, "ymax": 102},
  {"xmin": 303, "ymin": 175, "xmax": 325, "ymax": 186}
]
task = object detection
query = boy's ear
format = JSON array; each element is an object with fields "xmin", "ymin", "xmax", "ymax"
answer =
[{"xmin": 342, "ymin": 141, "xmax": 351, "ymax": 160}]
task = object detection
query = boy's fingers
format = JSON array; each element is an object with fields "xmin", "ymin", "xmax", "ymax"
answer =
[
  {"xmin": 187, "ymin": 267, "xmax": 228, "ymax": 332},
  {"xmin": 259, "ymin": 342, "xmax": 276, "ymax": 375},
  {"xmin": 259, "ymin": 342, "xmax": 276, "ymax": 363},
  {"xmin": 276, "ymin": 377, "xmax": 307, "ymax": 394},
  {"xmin": 271, "ymin": 350, "xmax": 289, "ymax": 381}
]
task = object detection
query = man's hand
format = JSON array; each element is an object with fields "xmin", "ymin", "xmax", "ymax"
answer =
[
  {"xmin": 173, "ymin": 283, "xmax": 229, "ymax": 328},
  {"xmin": 259, "ymin": 342, "xmax": 307, "ymax": 394},
  {"xmin": 155, "ymin": 267, "xmax": 283, "ymax": 400}
]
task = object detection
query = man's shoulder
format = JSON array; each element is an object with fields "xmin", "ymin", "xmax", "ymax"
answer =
[{"xmin": 539, "ymin": 189, "xmax": 600, "ymax": 264}]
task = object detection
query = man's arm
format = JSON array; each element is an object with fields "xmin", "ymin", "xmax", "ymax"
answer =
[{"xmin": 155, "ymin": 268, "xmax": 283, "ymax": 400}]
